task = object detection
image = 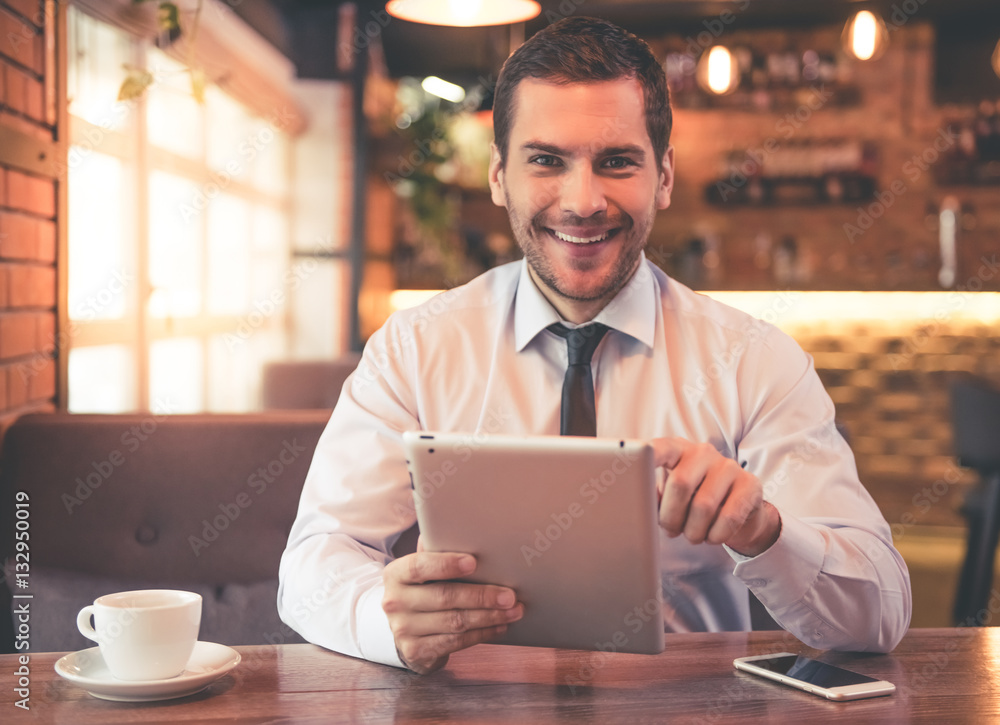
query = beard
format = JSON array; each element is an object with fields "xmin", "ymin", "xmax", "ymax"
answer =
[{"xmin": 504, "ymin": 190, "xmax": 655, "ymax": 305}]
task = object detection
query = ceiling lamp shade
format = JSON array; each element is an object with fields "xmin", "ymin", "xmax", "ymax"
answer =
[{"xmin": 385, "ymin": 0, "xmax": 541, "ymax": 27}]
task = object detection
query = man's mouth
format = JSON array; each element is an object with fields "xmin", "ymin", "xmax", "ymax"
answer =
[{"xmin": 550, "ymin": 229, "xmax": 615, "ymax": 244}]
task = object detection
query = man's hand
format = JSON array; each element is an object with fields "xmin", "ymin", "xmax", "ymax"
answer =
[
  {"xmin": 652, "ymin": 437, "xmax": 780, "ymax": 557},
  {"xmin": 382, "ymin": 541, "xmax": 524, "ymax": 674}
]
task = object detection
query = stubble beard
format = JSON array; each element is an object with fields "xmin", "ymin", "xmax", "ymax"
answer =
[{"xmin": 505, "ymin": 189, "xmax": 654, "ymax": 304}]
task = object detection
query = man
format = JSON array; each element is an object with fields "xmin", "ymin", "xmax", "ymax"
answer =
[{"xmin": 278, "ymin": 16, "xmax": 911, "ymax": 675}]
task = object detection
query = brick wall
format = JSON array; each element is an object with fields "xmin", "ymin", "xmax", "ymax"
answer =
[
  {"xmin": 798, "ymin": 324, "xmax": 1000, "ymax": 529},
  {"xmin": 0, "ymin": 0, "xmax": 60, "ymax": 437},
  {"xmin": 799, "ymin": 321, "xmax": 1000, "ymax": 627},
  {"xmin": 648, "ymin": 20, "xmax": 1000, "ymax": 533},
  {"xmin": 653, "ymin": 22, "xmax": 1000, "ymax": 293}
]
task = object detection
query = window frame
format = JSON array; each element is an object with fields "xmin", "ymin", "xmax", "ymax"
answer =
[{"xmin": 66, "ymin": 3, "xmax": 297, "ymax": 412}]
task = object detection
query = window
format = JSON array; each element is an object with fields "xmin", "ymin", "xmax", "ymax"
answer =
[{"xmin": 66, "ymin": 7, "xmax": 292, "ymax": 412}]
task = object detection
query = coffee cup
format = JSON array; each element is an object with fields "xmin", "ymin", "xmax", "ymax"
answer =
[{"xmin": 76, "ymin": 589, "xmax": 202, "ymax": 681}]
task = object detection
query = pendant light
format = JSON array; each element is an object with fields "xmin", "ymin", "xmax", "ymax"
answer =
[
  {"xmin": 697, "ymin": 45, "xmax": 739, "ymax": 95},
  {"xmin": 843, "ymin": 9, "xmax": 889, "ymax": 61},
  {"xmin": 385, "ymin": 0, "xmax": 541, "ymax": 27}
]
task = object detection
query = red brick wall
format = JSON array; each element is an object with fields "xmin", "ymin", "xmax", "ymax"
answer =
[
  {"xmin": 649, "ymin": 21, "xmax": 1000, "ymax": 530},
  {"xmin": 653, "ymin": 22, "xmax": 1000, "ymax": 293},
  {"xmin": 0, "ymin": 0, "xmax": 60, "ymax": 436}
]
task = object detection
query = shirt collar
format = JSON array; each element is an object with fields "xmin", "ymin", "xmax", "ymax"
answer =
[{"xmin": 513, "ymin": 252, "xmax": 657, "ymax": 352}]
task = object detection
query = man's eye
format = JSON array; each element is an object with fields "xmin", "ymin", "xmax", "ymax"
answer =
[
  {"xmin": 604, "ymin": 157, "xmax": 636, "ymax": 169},
  {"xmin": 529, "ymin": 155, "xmax": 560, "ymax": 167}
]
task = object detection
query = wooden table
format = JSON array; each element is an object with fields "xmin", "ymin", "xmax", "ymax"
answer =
[{"xmin": 4, "ymin": 628, "xmax": 998, "ymax": 723}]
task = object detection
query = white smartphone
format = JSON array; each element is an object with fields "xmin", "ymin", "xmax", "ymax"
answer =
[{"xmin": 733, "ymin": 652, "xmax": 896, "ymax": 701}]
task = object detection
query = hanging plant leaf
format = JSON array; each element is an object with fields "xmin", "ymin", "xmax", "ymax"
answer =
[
  {"xmin": 189, "ymin": 68, "xmax": 206, "ymax": 104},
  {"xmin": 121, "ymin": 0, "xmax": 204, "ymax": 100},
  {"xmin": 157, "ymin": 2, "xmax": 181, "ymax": 32},
  {"xmin": 155, "ymin": 2, "xmax": 182, "ymax": 47},
  {"xmin": 117, "ymin": 69, "xmax": 155, "ymax": 101}
]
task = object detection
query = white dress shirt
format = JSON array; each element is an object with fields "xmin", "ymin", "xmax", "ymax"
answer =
[{"xmin": 278, "ymin": 255, "xmax": 911, "ymax": 668}]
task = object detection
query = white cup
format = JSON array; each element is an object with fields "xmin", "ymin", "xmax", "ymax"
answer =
[{"xmin": 76, "ymin": 589, "xmax": 202, "ymax": 681}]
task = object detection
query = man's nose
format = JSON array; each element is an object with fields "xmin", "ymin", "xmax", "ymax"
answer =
[{"xmin": 559, "ymin": 165, "xmax": 607, "ymax": 218}]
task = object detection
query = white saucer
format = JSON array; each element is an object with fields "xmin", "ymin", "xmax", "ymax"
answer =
[{"xmin": 54, "ymin": 641, "xmax": 241, "ymax": 702}]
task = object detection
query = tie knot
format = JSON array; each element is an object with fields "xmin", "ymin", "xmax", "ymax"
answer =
[{"xmin": 548, "ymin": 322, "xmax": 609, "ymax": 366}]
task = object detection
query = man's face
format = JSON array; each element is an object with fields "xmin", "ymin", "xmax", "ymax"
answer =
[{"xmin": 489, "ymin": 78, "xmax": 674, "ymax": 321}]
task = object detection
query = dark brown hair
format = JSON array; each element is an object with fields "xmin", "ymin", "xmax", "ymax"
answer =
[{"xmin": 492, "ymin": 16, "xmax": 672, "ymax": 167}]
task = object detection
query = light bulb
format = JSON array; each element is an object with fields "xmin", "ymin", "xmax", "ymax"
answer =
[
  {"xmin": 851, "ymin": 11, "xmax": 878, "ymax": 61},
  {"xmin": 844, "ymin": 10, "xmax": 888, "ymax": 61},
  {"xmin": 706, "ymin": 46, "xmax": 735, "ymax": 94}
]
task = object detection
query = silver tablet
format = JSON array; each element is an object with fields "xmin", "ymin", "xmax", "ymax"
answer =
[{"xmin": 403, "ymin": 431, "xmax": 664, "ymax": 655}]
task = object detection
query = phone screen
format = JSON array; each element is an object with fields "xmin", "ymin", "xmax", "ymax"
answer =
[{"xmin": 750, "ymin": 655, "xmax": 880, "ymax": 688}]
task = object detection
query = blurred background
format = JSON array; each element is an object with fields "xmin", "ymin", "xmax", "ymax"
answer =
[{"xmin": 2, "ymin": 0, "xmax": 1000, "ymax": 627}]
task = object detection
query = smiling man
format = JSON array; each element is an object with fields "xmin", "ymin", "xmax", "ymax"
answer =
[
  {"xmin": 279, "ymin": 16, "xmax": 911, "ymax": 675},
  {"xmin": 493, "ymin": 77, "xmax": 671, "ymax": 323}
]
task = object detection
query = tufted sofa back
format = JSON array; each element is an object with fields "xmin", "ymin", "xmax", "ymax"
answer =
[{"xmin": 0, "ymin": 411, "xmax": 330, "ymax": 653}]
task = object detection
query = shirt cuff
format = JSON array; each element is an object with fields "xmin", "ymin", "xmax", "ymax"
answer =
[
  {"xmin": 357, "ymin": 583, "xmax": 406, "ymax": 668},
  {"xmin": 727, "ymin": 513, "xmax": 826, "ymax": 611}
]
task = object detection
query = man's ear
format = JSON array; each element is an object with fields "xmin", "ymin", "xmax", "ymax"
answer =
[
  {"xmin": 655, "ymin": 145, "xmax": 675, "ymax": 210},
  {"xmin": 488, "ymin": 142, "xmax": 507, "ymax": 208}
]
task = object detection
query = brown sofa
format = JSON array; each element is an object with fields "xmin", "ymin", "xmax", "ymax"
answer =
[
  {"xmin": 261, "ymin": 356, "xmax": 361, "ymax": 410},
  {"xmin": 0, "ymin": 411, "xmax": 331, "ymax": 654}
]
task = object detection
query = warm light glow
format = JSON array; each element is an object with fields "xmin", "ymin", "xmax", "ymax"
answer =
[
  {"xmin": 706, "ymin": 46, "xmax": 735, "ymax": 94},
  {"xmin": 992, "ymin": 38, "xmax": 1000, "ymax": 79},
  {"xmin": 421, "ymin": 75, "xmax": 466, "ymax": 103},
  {"xmin": 390, "ymin": 289, "xmax": 443, "ymax": 311},
  {"xmin": 448, "ymin": 0, "xmax": 481, "ymax": 25},
  {"xmin": 385, "ymin": 0, "xmax": 540, "ymax": 27},
  {"xmin": 702, "ymin": 291, "xmax": 1000, "ymax": 332},
  {"xmin": 852, "ymin": 11, "xmax": 877, "ymax": 60},
  {"xmin": 845, "ymin": 10, "xmax": 887, "ymax": 61},
  {"xmin": 390, "ymin": 290, "xmax": 1000, "ymax": 332},
  {"xmin": 985, "ymin": 627, "xmax": 1000, "ymax": 669},
  {"xmin": 697, "ymin": 45, "xmax": 738, "ymax": 96}
]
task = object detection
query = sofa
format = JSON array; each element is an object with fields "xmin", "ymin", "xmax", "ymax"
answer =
[
  {"xmin": 260, "ymin": 356, "xmax": 361, "ymax": 410},
  {"xmin": 0, "ymin": 411, "xmax": 334, "ymax": 654}
]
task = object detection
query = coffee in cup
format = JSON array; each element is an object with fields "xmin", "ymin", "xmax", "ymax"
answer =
[{"xmin": 76, "ymin": 589, "xmax": 202, "ymax": 681}]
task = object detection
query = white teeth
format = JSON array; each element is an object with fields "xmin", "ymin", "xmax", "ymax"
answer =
[{"xmin": 554, "ymin": 230, "xmax": 609, "ymax": 244}]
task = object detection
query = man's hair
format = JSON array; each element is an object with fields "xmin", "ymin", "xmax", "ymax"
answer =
[{"xmin": 492, "ymin": 16, "xmax": 672, "ymax": 167}]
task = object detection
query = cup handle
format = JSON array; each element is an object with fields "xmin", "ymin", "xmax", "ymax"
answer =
[{"xmin": 77, "ymin": 606, "xmax": 99, "ymax": 643}]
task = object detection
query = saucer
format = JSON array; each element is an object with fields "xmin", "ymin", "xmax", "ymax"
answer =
[{"xmin": 54, "ymin": 641, "xmax": 241, "ymax": 702}]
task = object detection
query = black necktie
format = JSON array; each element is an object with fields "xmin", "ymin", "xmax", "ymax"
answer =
[{"xmin": 548, "ymin": 322, "xmax": 609, "ymax": 437}]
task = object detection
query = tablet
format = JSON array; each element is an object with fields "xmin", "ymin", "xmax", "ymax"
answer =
[{"xmin": 403, "ymin": 431, "xmax": 664, "ymax": 655}]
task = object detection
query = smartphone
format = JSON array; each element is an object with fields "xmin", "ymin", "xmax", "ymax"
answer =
[{"xmin": 733, "ymin": 652, "xmax": 896, "ymax": 701}]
